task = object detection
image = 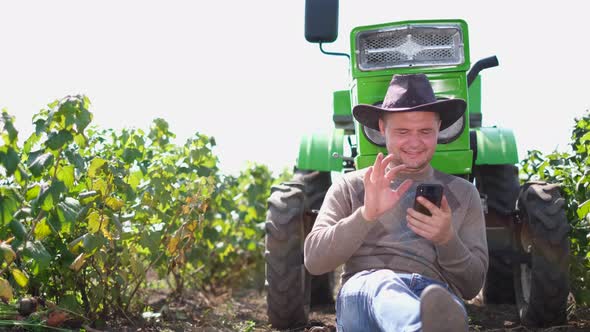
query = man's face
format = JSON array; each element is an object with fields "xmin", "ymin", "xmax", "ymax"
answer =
[{"xmin": 378, "ymin": 111, "xmax": 441, "ymax": 173}]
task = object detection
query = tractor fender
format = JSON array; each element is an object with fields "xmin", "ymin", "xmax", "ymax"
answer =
[
  {"xmin": 297, "ymin": 129, "xmax": 344, "ymax": 172},
  {"xmin": 471, "ymin": 127, "xmax": 518, "ymax": 165}
]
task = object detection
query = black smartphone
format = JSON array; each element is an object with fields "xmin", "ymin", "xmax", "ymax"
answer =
[{"xmin": 413, "ymin": 184, "xmax": 444, "ymax": 216}]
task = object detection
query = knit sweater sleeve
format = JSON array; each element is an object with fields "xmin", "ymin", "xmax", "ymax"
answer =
[
  {"xmin": 304, "ymin": 175, "xmax": 374, "ymax": 275},
  {"xmin": 435, "ymin": 185, "xmax": 489, "ymax": 299}
]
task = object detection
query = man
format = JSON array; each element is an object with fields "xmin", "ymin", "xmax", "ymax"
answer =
[{"xmin": 304, "ymin": 73, "xmax": 488, "ymax": 332}]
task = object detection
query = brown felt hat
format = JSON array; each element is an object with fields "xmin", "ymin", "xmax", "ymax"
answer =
[{"xmin": 352, "ymin": 74, "xmax": 466, "ymax": 131}]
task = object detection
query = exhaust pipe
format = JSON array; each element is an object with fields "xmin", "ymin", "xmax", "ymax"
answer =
[{"xmin": 467, "ymin": 56, "xmax": 499, "ymax": 87}]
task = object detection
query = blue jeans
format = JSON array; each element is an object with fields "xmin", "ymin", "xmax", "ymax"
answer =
[{"xmin": 336, "ymin": 269, "xmax": 466, "ymax": 332}]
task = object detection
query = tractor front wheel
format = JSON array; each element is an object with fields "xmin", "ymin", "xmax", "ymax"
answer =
[
  {"xmin": 513, "ymin": 181, "xmax": 570, "ymax": 327},
  {"xmin": 265, "ymin": 182, "xmax": 310, "ymax": 329},
  {"xmin": 475, "ymin": 164, "xmax": 520, "ymax": 304},
  {"xmin": 264, "ymin": 170, "xmax": 333, "ymax": 329}
]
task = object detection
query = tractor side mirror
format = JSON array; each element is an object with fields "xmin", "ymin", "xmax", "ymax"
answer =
[{"xmin": 305, "ymin": 0, "xmax": 339, "ymax": 43}]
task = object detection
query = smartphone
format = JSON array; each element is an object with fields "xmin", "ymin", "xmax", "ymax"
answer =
[{"xmin": 413, "ymin": 184, "xmax": 444, "ymax": 216}]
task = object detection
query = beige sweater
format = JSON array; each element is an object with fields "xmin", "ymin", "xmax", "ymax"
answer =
[{"xmin": 304, "ymin": 165, "xmax": 488, "ymax": 300}]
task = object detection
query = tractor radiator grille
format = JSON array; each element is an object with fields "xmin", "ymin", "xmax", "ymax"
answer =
[{"xmin": 356, "ymin": 24, "xmax": 464, "ymax": 71}]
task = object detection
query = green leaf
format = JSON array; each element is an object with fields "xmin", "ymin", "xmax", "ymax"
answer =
[
  {"xmin": 1, "ymin": 147, "xmax": 19, "ymax": 176},
  {"xmin": 50, "ymin": 180, "xmax": 66, "ymax": 199},
  {"xmin": 153, "ymin": 118, "xmax": 169, "ymax": 133},
  {"xmin": 577, "ymin": 199, "xmax": 590, "ymax": 220},
  {"xmin": 579, "ymin": 131, "xmax": 590, "ymax": 144},
  {"xmin": 88, "ymin": 158, "xmax": 107, "ymax": 178},
  {"xmin": 133, "ymin": 133, "xmax": 145, "ymax": 147},
  {"xmin": 65, "ymin": 149, "xmax": 85, "ymax": 171},
  {"xmin": 127, "ymin": 171, "xmax": 142, "ymax": 191},
  {"xmin": 25, "ymin": 184, "xmax": 41, "ymax": 201},
  {"xmin": 92, "ymin": 178, "xmax": 108, "ymax": 196},
  {"xmin": 57, "ymin": 165, "xmax": 75, "ymax": 189},
  {"xmin": 22, "ymin": 241, "xmax": 51, "ymax": 275},
  {"xmin": 201, "ymin": 156, "xmax": 216, "ymax": 169},
  {"xmin": 74, "ymin": 133, "xmax": 87, "ymax": 148},
  {"xmin": 47, "ymin": 212, "xmax": 62, "ymax": 234},
  {"xmin": 34, "ymin": 218, "xmax": 52, "ymax": 240},
  {"xmin": 9, "ymin": 219, "xmax": 26, "ymax": 240},
  {"xmin": 57, "ymin": 197, "xmax": 80, "ymax": 234},
  {"xmin": 0, "ymin": 190, "xmax": 18, "ymax": 227},
  {"xmin": 75, "ymin": 108, "xmax": 92, "ymax": 133},
  {"xmin": 105, "ymin": 197, "xmax": 124, "ymax": 211},
  {"xmin": 45, "ymin": 130, "xmax": 73, "ymax": 150},
  {"xmin": 0, "ymin": 110, "xmax": 18, "ymax": 146},
  {"xmin": 22, "ymin": 133, "xmax": 39, "ymax": 155},
  {"xmin": 14, "ymin": 164, "xmax": 30, "ymax": 186},
  {"xmin": 33, "ymin": 117, "xmax": 47, "ymax": 136},
  {"xmin": 1, "ymin": 111, "xmax": 18, "ymax": 145},
  {"xmin": 87, "ymin": 210, "xmax": 101, "ymax": 234},
  {"xmin": 28, "ymin": 152, "xmax": 54, "ymax": 177},
  {"xmin": 59, "ymin": 294, "xmax": 83, "ymax": 314},
  {"xmin": 122, "ymin": 148, "xmax": 142, "ymax": 164},
  {"xmin": 37, "ymin": 181, "xmax": 66, "ymax": 212},
  {"xmin": 34, "ymin": 186, "xmax": 51, "ymax": 212},
  {"xmin": 68, "ymin": 234, "xmax": 85, "ymax": 254},
  {"xmin": 113, "ymin": 177, "xmax": 135, "ymax": 201},
  {"xmin": 82, "ymin": 233, "xmax": 105, "ymax": 254},
  {"xmin": 57, "ymin": 99, "xmax": 76, "ymax": 127},
  {"xmin": 11, "ymin": 268, "xmax": 28, "ymax": 288},
  {"xmin": 130, "ymin": 256, "xmax": 145, "ymax": 278},
  {"xmin": 87, "ymin": 210, "xmax": 109, "ymax": 237},
  {"xmin": 140, "ymin": 229, "xmax": 161, "ymax": 254},
  {"xmin": 79, "ymin": 190, "xmax": 99, "ymax": 204}
]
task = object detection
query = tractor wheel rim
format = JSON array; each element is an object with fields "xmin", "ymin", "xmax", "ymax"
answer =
[
  {"xmin": 520, "ymin": 264, "xmax": 532, "ymax": 303},
  {"xmin": 519, "ymin": 222, "xmax": 533, "ymax": 304}
]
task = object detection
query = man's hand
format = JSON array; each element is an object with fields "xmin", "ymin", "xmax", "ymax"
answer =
[
  {"xmin": 406, "ymin": 195, "xmax": 454, "ymax": 245},
  {"xmin": 361, "ymin": 153, "xmax": 413, "ymax": 222}
]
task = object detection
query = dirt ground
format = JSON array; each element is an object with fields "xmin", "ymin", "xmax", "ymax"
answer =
[{"xmin": 140, "ymin": 288, "xmax": 590, "ymax": 332}]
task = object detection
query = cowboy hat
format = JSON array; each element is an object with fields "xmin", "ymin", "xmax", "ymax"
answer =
[{"xmin": 352, "ymin": 74, "xmax": 466, "ymax": 131}]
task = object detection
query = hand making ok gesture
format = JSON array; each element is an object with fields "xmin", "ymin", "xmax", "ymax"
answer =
[{"xmin": 361, "ymin": 153, "xmax": 413, "ymax": 222}]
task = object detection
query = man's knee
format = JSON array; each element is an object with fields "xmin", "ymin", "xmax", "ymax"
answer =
[
  {"xmin": 341, "ymin": 269, "xmax": 401, "ymax": 296},
  {"xmin": 336, "ymin": 291, "xmax": 375, "ymax": 332}
]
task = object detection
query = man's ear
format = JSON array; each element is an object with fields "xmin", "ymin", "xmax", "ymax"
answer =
[{"xmin": 378, "ymin": 118, "xmax": 385, "ymax": 135}]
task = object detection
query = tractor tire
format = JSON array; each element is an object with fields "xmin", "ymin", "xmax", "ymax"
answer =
[
  {"xmin": 265, "ymin": 182, "xmax": 309, "ymax": 329},
  {"xmin": 475, "ymin": 164, "xmax": 520, "ymax": 304},
  {"xmin": 293, "ymin": 170, "xmax": 335, "ymax": 306},
  {"xmin": 475, "ymin": 164, "xmax": 520, "ymax": 216},
  {"xmin": 513, "ymin": 181, "xmax": 570, "ymax": 327},
  {"xmin": 265, "ymin": 170, "xmax": 332, "ymax": 329}
]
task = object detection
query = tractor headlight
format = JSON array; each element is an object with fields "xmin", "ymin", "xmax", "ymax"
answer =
[
  {"xmin": 437, "ymin": 115, "xmax": 465, "ymax": 144},
  {"xmin": 363, "ymin": 125, "xmax": 386, "ymax": 147},
  {"xmin": 356, "ymin": 23, "xmax": 464, "ymax": 71}
]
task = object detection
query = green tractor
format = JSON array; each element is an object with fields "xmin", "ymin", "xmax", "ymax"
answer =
[{"xmin": 264, "ymin": 0, "xmax": 570, "ymax": 329}]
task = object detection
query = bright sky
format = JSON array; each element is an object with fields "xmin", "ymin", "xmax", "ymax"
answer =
[{"xmin": 1, "ymin": 1, "xmax": 589, "ymax": 176}]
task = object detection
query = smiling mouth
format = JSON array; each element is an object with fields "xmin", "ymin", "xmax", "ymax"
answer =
[{"xmin": 403, "ymin": 150, "xmax": 423, "ymax": 157}]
